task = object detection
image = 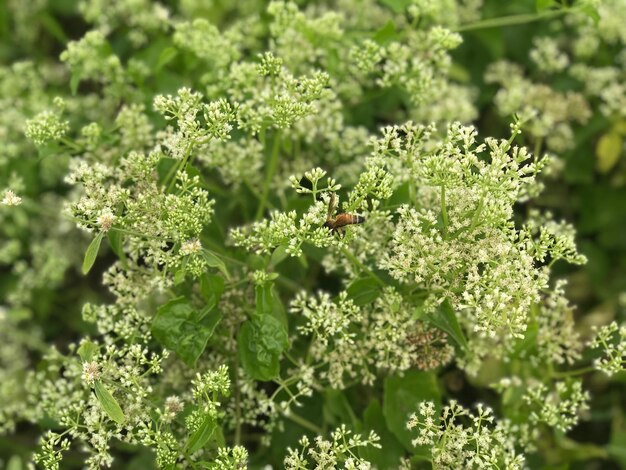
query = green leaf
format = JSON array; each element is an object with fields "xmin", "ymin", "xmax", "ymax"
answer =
[
  {"xmin": 270, "ymin": 245, "xmax": 289, "ymax": 267},
  {"xmin": 174, "ymin": 269, "xmax": 186, "ymax": 286},
  {"xmin": 426, "ymin": 299, "xmax": 468, "ymax": 350},
  {"xmin": 6, "ymin": 455, "xmax": 23, "ymax": 470},
  {"xmin": 200, "ymin": 273, "xmax": 225, "ymax": 309},
  {"xmin": 156, "ymin": 47, "xmax": 178, "ymax": 71},
  {"xmin": 69, "ymin": 70, "xmax": 82, "ymax": 96},
  {"xmin": 614, "ymin": 120, "xmax": 626, "ymax": 135},
  {"xmin": 361, "ymin": 400, "xmax": 405, "ymax": 468},
  {"xmin": 373, "ymin": 20, "xmax": 399, "ymax": 45},
  {"xmin": 346, "ymin": 277, "xmax": 382, "ymax": 306},
  {"xmin": 323, "ymin": 390, "xmax": 359, "ymax": 429},
  {"xmin": 186, "ymin": 413, "xmax": 217, "ymax": 454},
  {"xmin": 203, "ymin": 250, "xmax": 230, "ymax": 279},
  {"xmin": 576, "ymin": 0, "xmax": 600, "ymax": 23},
  {"xmin": 238, "ymin": 314, "xmax": 288, "ymax": 381},
  {"xmin": 82, "ymin": 232, "xmax": 104, "ymax": 275},
  {"xmin": 94, "ymin": 381, "xmax": 126, "ymax": 424},
  {"xmin": 596, "ymin": 131, "xmax": 622, "ymax": 173},
  {"xmin": 255, "ymin": 282, "xmax": 288, "ymax": 329},
  {"xmin": 380, "ymin": 0, "xmax": 412, "ymax": 14},
  {"xmin": 38, "ymin": 12, "xmax": 68, "ymax": 43},
  {"xmin": 107, "ymin": 229, "xmax": 125, "ymax": 261},
  {"xmin": 198, "ymin": 306, "xmax": 224, "ymax": 334},
  {"xmin": 536, "ymin": 0, "xmax": 558, "ymax": 11},
  {"xmin": 607, "ymin": 430, "xmax": 626, "ymax": 467},
  {"xmin": 77, "ymin": 341, "xmax": 99, "ymax": 362},
  {"xmin": 383, "ymin": 370, "xmax": 440, "ymax": 452},
  {"xmin": 152, "ymin": 297, "xmax": 217, "ymax": 367}
]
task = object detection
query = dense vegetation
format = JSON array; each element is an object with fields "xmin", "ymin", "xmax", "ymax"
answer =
[{"xmin": 1, "ymin": 0, "xmax": 626, "ymax": 468}]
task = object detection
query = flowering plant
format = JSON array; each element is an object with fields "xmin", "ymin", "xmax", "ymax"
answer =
[{"xmin": 1, "ymin": 0, "xmax": 626, "ymax": 469}]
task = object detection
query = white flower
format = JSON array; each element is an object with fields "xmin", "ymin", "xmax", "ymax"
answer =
[
  {"xmin": 1, "ymin": 189, "xmax": 22, "ymax": 206},
  {"xmin": 96, "ymin": 209, "xmax": 115, "ymax": 232},
  {"xmin": 180, "ymin": 238, "xmax": 202, "ymax": 256},
  {"xmin": 82, "ymin": 361, "xmax": 101, "ymax": 385}
]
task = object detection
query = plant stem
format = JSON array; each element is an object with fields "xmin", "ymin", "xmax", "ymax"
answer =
[
  {"xmin": 285, "ymin": 411, "xmax": 323, "ymax": 434},
  {"xmin": 341, "ymin": 247, "xmax": 385, "ymax": 286},
  {"xmin": 233, "ymin": 351, "xmax": 242, "ymax": 446},
  {"xmin": 552, "ymin": 365, "xmax": 595, "ymax": 379},
  {"xmin": 456, "ymin": 10, "xmax": 566, "ymax": 32},
  {"xmin": 256, "ymin": 130, "xmax": 282, "ymax": 220},
  {"xmin": 440, "ymin": 184, "xmax": 448, "ymax": 239},
  {"xmin": 165, "ymin": 143, "xmax": 193, "ymax": 193}
]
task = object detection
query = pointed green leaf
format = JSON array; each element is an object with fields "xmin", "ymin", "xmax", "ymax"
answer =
[
  {"xmin": 173, "ymin": 269, "xmax": 186, "ymax": 286},
  {"xmin": 323, "ymin": 389, "xmax": 358, "ymax": 428},
  {"xmin": 69, "ymin": 70, "xmax": 82, "ymax": 96},
  {"xmin": 426, "ymin": 299, "xmax": 468, "ymax": 350},
  {"xmin": 347, "ymin": 277, "xmax": 382, "ymax": 306},
  {"xmin": 94, "ymin": 381, "xmax": 125, "ymax": 424},
  {"xmin": 107, "ymin": 229, "xmax": 125, "ymax": 260},
  {"xmin": 361, "ymin": 400, "xmax": 405, "ymax": 468},
  {"xmin": 203, "ymin": 250, "xmax": 229, "ymax": 279},
  {"xmin": 270, "ymin": 245, "xmax": 289, "ymax": 267},
  {"xmin": 200, "ymin": 274, "xmax": 225, "ymax": 310},
  {"xmin": 383, "ymin": 371, "xmax": 440, "ymax": 452},
  {"xmin": 536, "ymin": 0, "xmax": 557, "ymax": 11},
  {"xmin": 576, "ymin": 1, "xmax": 600, "ymax": 23},
  {"xmin": 380, "ymin": 0, "xmax": 412, "ymax": 14},
  {"xmin": 156, "ymin": 47, "xmax": 178, "ymax": 71},
  {"xmin": 373, "ymin": 20, "xmax": 398, "ymax": 45},
  {"xmin": 38, "ymin": 13, "xmax": 68, "ymax": 43},
  {"xmin": 596, "ymin": 131, "xmax": 622, "ymax": 173},
  {"xmin": 77, "ymin": 341, "xmax": 99, "ymax": 362},
  {"xmin": 187, "ymin": 413, "xmax": 217, "ymax": 454},
  {"xmin": 255, "ymin": 282, "xmax": 287, "ymax": 325},
  {"xmin": 82, "ymin": 231, "xmax": 104, "ymax": 275}
]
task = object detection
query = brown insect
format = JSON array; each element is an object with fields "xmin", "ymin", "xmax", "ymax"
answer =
[{"xmin": 323, "ymin": 193, "xmax": 365, "ymax": 235}]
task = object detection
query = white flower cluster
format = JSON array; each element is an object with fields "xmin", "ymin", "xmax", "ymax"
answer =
[
  {"xmin": 78, "ymin": 0, "xmax": 170, "ymax": 46},
  {"xmin": 284, "ymin": 425, "xmax": 380, "ymax": 470},
  {"xmin": 534, "ymin": 280, "xmax": 583, "ymax": 366},
  {"xmin": 376, "ymin": 122, "xmax": 574, "ymax": 340},
  {"xmin": 154, "ymin": 88, "xmax": 236, "ymax": 158},
  {"xmin": 1, "ymin": 189, "xmax": 22, "ymax": 206},
  {"xmin": 407, "ymin": 400, "xmax": 525, "ymax": 469},
  {"xmin": 24, "ymin": 108, "xmax": 69, "ymax": 147},
  {"xmin": 486, "ymin": 61, "xmax": 591, "ymax": 153},
  {"xmin": 589, "ymin": 321, "xmax": 626, "ymax": 376},
  {"xmin": 60, "ymin": 31, "xmax": 125, "ymax": 86},
  {"xmin": 291, "ymin": 288, "xmax": 454, "ymax": 389},
  {"xmin": 522, "ymin": 380, "xmax": 590, "ymax": 432}
]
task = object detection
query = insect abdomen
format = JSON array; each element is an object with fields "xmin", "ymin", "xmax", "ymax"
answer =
[{"xmin": 333, "ymin": 214, "xmax": 365, "ymax": 228}]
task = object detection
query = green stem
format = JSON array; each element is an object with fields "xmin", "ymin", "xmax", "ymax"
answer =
[
  {"xmin": 165, "ymin": 143, "xmax": 193, "ymax": 193},
  {"xmin": 285, "ymin": 411, "xmax": 323, "ymax": 434},
  {"xmin": 256, "ymin": 130, "xmax": 282, "ymax": 220},
  {"xmin": 233, "ymin": 356, "xmax": 242, "ymax": 446},
  {"xmin": 552, "ymin": 365, "xmax": 595, "ymax": 379},
  {"xmin": 59, "ymin": 137, "xmax": 82, "ymax": 152},
  {"xmin": 468, "ymin": 198, "xmax": 484, "ymax": 232},
  {"xmin": 455, "ymin": 10, "xmax": 566, "ymax": 32},
  {"xmin": 440, "ymin": 185, "xmax": 448, "ymax": 239},
  {"xmin": 341, "ymin": 247, "xmax": 385, "ymax": 287},
  {"xmin": 533, "ymin": 138, "xmax": 543, "ymax": 177}
]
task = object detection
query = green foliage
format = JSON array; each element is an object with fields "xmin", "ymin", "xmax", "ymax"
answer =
[
  {"xmin": 152, "ymin": 297, "xmax": 221, "ymax": 367},
  {"xmin": 94, "ymin": 381, "xmax": 126, "ymax": 425},
  {"xmin": 1, "ymin": 0, "xmax": 626, "ymax": 469},
  {"xmin": 82, "ymin": 231, "xmax": 104, "ymax": 274}
]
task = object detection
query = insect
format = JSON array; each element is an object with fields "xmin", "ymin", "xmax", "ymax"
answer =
[{"xmin": 323, "ymin": 193, "xmax": 365, "ymax": 235}]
